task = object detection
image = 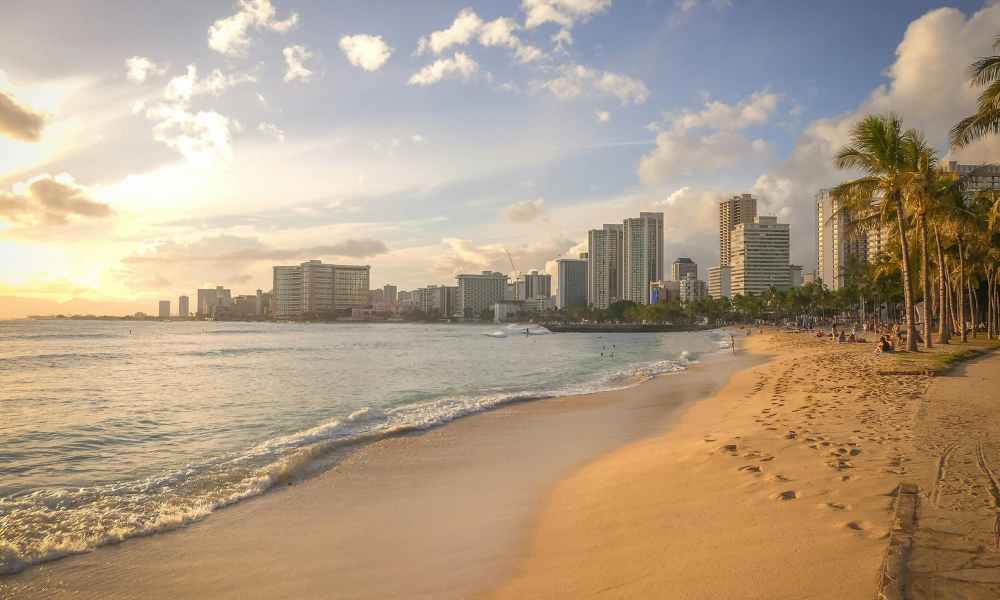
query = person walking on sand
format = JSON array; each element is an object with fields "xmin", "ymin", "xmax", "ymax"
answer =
[{"xmin": 730, "ymin": 334, "xmax": 736, "ymax": 353}]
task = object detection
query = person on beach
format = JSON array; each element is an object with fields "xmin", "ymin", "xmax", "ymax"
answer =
[
  {"xmin": 730, "ymin": 334, "xmax": 736, "ymax": 353},
  {"xmin": 874, "ymin": 336, "xmax": 892, "ymax": 354}
]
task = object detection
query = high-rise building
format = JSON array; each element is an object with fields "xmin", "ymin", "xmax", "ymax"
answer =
[
  {"xmin": 789, "ymin": 265, "xmax": 803, "ymax": 288},
  {"xmin": 622, "ymin": 212, "xmax": 664, "ymax": 305},
  {"xmin": 456, "ymin": 271, "xmax": 507, "ymax": 318},
  {"xmin": 708, "ymin": 266, "xmax": 731, "ymax": 299},
  {"xmin": 178, "ymin": 295, "xmax": 189, "ymax": 318},
  {"xmin": 941, "ymin": 161, "xmax": 1000, "ymax": 192},
  {"xmin": 272, "ymin": 261, "xmax": 370, "ymax": 319},
  {"xmin": 730, "ymin": 216, "xmax": 791, "ymax": 296},
  {"xmin": 255, "ymin": 289, "xmax": 271, "ymax": 317},
  {"xmin": 383, "ymin": 284, "xmax": 398, "ymax": 305},
  {"xmin": 556, "ymin": 258, "xmax": 588, "ymax": 309},
  {"xmin": 587, "ymin": 224, "xmax": 624, "ymax": 309},
  {"xmin": 334, "ymin": 265, "xmax": 370, "ymax": 310},
  {"xmin": 719, "ymin": 193, "xmax": 758, "ymax": 267},
  {"xmin": 678, "ymin": 275, "xmax": 708, "ymax": 304},
  {"xmin": 272, "ymin": 266, "xmax": 303, "ymax": 318},
  {"xmin": 523, "ymin": 270, "xmax": 552, "ymax": 299},
  {"xmin": 196, "ymin": 286, "xmax": 232, "ymax": 318},
  {"xmin": 158, "ymin": 300, "xmax": 170, "ymax": 319},
  {"xmin": 815, "ymin": 189, "xmax": 868, "ymax": 290},
  {"xmin": 671, "ymin": 257, "xmax": 697, "ymax": 281}
]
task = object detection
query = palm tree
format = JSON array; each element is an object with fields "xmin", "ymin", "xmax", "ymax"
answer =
[
  {"xmin": 901, "ymin": 130, "xmax": 939, "ymax": 348},
  {"xmin": 951, "ymin": 37, "xmax": 1000, "ymax": 148},
  {"xmin": 832, "ymin": 114, "xmax": 918, "ymax": 351}
]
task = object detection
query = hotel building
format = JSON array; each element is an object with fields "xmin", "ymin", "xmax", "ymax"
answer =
[
  {"xmin": 556, "ymin": 258, "xmax": 588, "ymax": 309},
  {"xmin": 671, "ymin": 257, "xmax": 697, "ymax": 281},
  {"xmin": 719, "ymin": 193, "xmax": 758, "ymax": 267},
  {"xmin": 587, "ymin": 224, "xmax": 624, "ymax": 309},
  {"xmin": 730, "ymin": 216, "xmax": 791, "ymax": 296},
  {"xmin": 815, "ymin": 189, "xmax": 868, "ymax": 290},
  {"xmin": 708, "ymin": 265, "xmax": 731, "ymax": 299},
  {"xmin": 456, "ymin": 271, "xmax": 507, "ymax": 318},
  {"xmin": 622, "ymin": 212, "xmax": 664, "ymax": 305}
]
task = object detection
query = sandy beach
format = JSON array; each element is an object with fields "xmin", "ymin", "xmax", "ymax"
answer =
[
  {"xmin": 492, "ymin": 331, "xmax": 1000, "ymax": 599},
  {"xmin": 3, "ymin": 331, "xmax": 999, "ymax": 599}
]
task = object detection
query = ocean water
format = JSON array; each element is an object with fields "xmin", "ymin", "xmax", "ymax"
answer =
[{"xmin": 0, "ymin": 320, "xmax": 730, "ymax": 574}]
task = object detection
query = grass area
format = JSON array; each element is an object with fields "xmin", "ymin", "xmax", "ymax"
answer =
[{"xmin": 886, "ymin": 338, "xmax": 1000, "ymax": 375}]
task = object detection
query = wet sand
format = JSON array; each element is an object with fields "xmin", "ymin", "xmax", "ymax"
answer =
[{"xmin": 1, "ymin": 346, "xmax": 755, "ymax": 599}]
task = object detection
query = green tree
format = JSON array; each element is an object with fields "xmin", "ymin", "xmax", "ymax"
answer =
[{"xmin": 832, "ymin": 113, "xmax": 918, "ymax": 351}]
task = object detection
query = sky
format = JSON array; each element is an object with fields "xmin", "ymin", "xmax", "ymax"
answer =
[{"xmin": 2, "ymin": 0, "xmax": 1000, "ymax": 317}]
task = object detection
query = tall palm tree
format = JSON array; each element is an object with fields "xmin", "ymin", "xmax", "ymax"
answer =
[
  {"xmin": 901, "ymin": 130, "xmax": 939, "ymax": 348},
  {"xmin": 832, "ymin": 114, "xmax": 918, "ymax": 351}
]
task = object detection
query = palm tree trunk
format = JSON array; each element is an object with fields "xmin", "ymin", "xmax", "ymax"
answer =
[
  {"xmin": 918, "ymin": 214, "xmax": 932, "ymax": 348},
  {"xmin": 894, "ymin": 194, "xmax": 918, "ymax": 351},
  {"xmin": 935, "ymin": 227, "xmax": 949, "ymax": 344},
  {"xmin": 958, "ymin": 237, "xmax": 967, "ymax": 343},
  {"xmin": 969, "ymin": 277, "xmax": 978, "ymax": 338}
]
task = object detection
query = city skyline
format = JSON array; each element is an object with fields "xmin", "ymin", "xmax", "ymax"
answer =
[{"xmin": 4, "ymin": 1, "xmax": 1000, "ymax": 318}]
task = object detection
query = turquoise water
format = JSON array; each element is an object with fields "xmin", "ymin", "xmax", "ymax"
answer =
[{"xmin": 0, "ymin": 320, "xmax": 729, "ymax": 574}]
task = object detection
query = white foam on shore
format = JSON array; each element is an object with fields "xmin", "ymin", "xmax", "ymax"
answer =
[{"xmin": 0, "ymin": 330, "xmax": 729, "ymax": 575}]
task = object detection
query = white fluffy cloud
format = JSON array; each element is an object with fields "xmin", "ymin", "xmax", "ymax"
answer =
[
  {"xmin": 595, "ymin": 110, "xmax": 610, "ymax": 123},
  {"xmin": 653, "ymin": 90, "xmax": 780, "ymax": 132},
  {"xmin": 638, "ymin": 90, "xmax": 780, "ymax": 185},
  {"xmin": 145, "ymin": 104, "xmax": 238, "ymax": 165},
  {"xmin": 0, "ymin": 173, "xmax": 112, "ymax": 228},
  {"xmin": 752, "ymin": 4, "xmax": 1000, "ymax": 267},
  {"xmin": 541, "ymin": 64, "xmax": 649, "ymax": 104},
  {"xmin": 0, "ymin": 90, "xmax": 45, "ymax": 142},
  {"xmin": 503, "ymin": 197, "xmax": 546, "ymax": 223},
  {"xmin": 163, "ymin": 65, "xmax": 256, "ymax": 103},
  {"xmin": 522, "ymin": 0, "xmax": 612, "ymax": 29},
  {"xmin": 125, "ymin": 56, "xmax": 166, "ymax": 83},
  {"xmin": 417, "ymin": 8, "xmax": 545, "ymax": 64},
  {"xmin": 339, "ymin": 34, "xmax": 393, "ymax": 72},
  {"xmin": 258, "ymin": 121, "xmax": 285, "ymax": 142},
  {"xmin": 208, "ymin": 0, "xmax": 299, "ymax": 57},
  {"xmin": 283, "ymin": 45, "xmax": 314, "ymax": 82},
  {"xmin": 408, "ymin": 52, "xmax": 479, "ymax": 86}
]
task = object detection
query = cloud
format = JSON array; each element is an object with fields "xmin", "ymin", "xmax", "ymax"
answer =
[
  {"xmin": 639, "ymin": 129, "xmax": 771, "ymax": 185},
  {"xmin": 541, "ymin": 64, "xmax": 649, "ymax": 104},
  {"xmin": 595, "ymin": 110, "xmax": 610, "ymax": 123},
  {"xmin": 752, "ymin": 3, "xmax": 1000, "ymax": 267},
  {"xmin": 503, "ymin": 197, "xmax": 546, "ymax": 223},
  {"xmin": 125, "ymin": 56, "xmax": 166, "ymax": 83},
  {"xmin": 675, "ymin": 0, "xmax": 732, "ymax": 13},
  {"xmin": 552, "ymin": 28, "xmax": 573, "ymax": 50},
  {"xmin": 435, "ymin": 237, "xmax": 575, "ymax": 276},
  {"xmin": 0, "ymin": 173, "xmax": 112, "ymax": 227},
  {"xmin": 522, "ymin": 0, "xmax": 612, "ymax": 29},
  {"xmin": 637, "ymin": 90, "xmax": 781, "ymax": 185},
  {"xmin": 0, "ymin": 91, "xmax": 45, "ymax": 142},
  {"xmin": 258, "ymin": 121, "xmax": 285, "ymax": 142},
  {"xmin": 283, "ymin": 45, "xmax": 314, "ymax": 82},
  {"xmin": 208, "ymin": 0, "xmax": 299, "ymax": 57},
  {"xmin": 123, "ymin": 235, "xmax": 390, "ymax": 267},
  {"xmin": 163, "ymin": 64, "xmax": 256, "ymax": 103},
  {"xmin": 417, "ymin": 8, "xmax": 545, "ymax": 64},
  {"xmin": 408, "ymin": 52, "xmax": 479, "ymax": 86},
  {"xmin": 145, "ymin": 103, "xmax": 237, "ymax": 165},
  {"xmin": 339, "ymin": 34, "xmax": 393, "ymax": 71},
  {"xmin": 652, "ymin": 90, "xmax": 780, "ymax": 132}
]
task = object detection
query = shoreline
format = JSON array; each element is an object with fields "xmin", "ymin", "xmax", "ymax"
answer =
[{"xmin": 1, "ymin": 332, "xmax": 754, "ymax": 598}]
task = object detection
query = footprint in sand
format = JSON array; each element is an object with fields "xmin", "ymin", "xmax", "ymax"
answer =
[
  {"xmin": 776, "ymin": 490, "xmax": 800, "ymax": 501},
  {"xmin": 821, "ymin": 502, "xmax": 851, "ymax": 511}
]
